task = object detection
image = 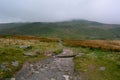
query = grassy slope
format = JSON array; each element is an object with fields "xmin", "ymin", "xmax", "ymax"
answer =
[
  {"xmin": 0, "ymin": 20, "xmax": 120, "ymax": 39},
  {"xmin": 71, "ymin": 47, "xmax": 120, "ymax": 80},
  {"xmin": 0, "ymin": 38, "xmax": 63, "ymax": 78},
  {"xmin": 64, "ymin": 39, "xmax": 120, "ymax": 80}
]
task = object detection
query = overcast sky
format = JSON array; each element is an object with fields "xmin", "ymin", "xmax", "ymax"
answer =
[{"xmin": 0, "ymin": 0, "xmax": 120, "ymax": 24}]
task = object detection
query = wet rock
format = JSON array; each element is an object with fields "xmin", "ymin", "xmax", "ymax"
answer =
[{"xmin": 11, "ymin": 61, "xmax": 19, "ymax": 67}]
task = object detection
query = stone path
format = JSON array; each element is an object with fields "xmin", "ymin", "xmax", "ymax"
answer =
[{"xmin": 15, "ymin": 48, "xmax": 79, "ymax": 80}]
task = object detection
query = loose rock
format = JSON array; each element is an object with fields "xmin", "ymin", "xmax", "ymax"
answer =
[
  {"xmin": 63, "ymin": 75, "xmax": 69, "ymax": 80},
  {"xmin": 11, "ymin": 61, "xmax": 19, "ymax": 67},
  {"xmin": 51, "ymin": 78, "xmax": 56, "ymax": 80},
  {"xmin": 76, "ymin": 53, "xmax": 85, "ymax": 57},
  {"xmin": 19, "ymin": 45, "xmax": 32, "ymax": 50},
  {"xmin": 23, "ymin": 52, "xmax": 37, "ymax": 57},
  {"xmin": 99, "ymin": 67, "xmax": 106, "ymax": 71},
  {"xmin": 11, "ymin": 78, "xmax": 15, "ymax": 80}
]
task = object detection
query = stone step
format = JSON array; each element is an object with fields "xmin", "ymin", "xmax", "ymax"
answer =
[{"xmin": 56, "ymin": 55, "xmax": 76, "ymax": 58}]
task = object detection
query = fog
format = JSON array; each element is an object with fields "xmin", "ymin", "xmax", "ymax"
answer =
[{"xmin": 0, "ymin": 0, "xmax": 120, "ymax": 24}]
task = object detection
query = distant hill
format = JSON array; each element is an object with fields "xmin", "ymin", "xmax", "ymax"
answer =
[{"xmin": 0, "ymin": 20, "xmax": 120, "ymax": 39}]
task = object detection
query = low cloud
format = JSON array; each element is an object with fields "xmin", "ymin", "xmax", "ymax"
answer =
[{"xmin": 0, "ymin": 0, "xmax": 120, "ymax": 24}]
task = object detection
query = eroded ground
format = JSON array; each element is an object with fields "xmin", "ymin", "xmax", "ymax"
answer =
[{"xmin": 15, "ymin": 49, "xmax": 79, "ymax": 80}]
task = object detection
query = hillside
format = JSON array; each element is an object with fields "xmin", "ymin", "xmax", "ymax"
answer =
[
  {"xmin": 0, "ymin": 20, "xmax": 120, "ymax": 39},
  {"xmin": 0, "ymin": 37, "xmax": 120, "ymax": 79}
]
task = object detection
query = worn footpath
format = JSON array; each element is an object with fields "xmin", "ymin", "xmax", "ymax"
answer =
[{"xmin": 15, "ymin": 49, "xmax": 81, "ymax": 80}]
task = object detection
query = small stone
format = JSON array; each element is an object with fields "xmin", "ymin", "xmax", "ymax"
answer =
[
  {"xmin": 51, "ymin": 78, "xmax": 56, "ymax": 80},
  {"xmin": 99, "ymin": 67, "xmax": 105, "ymax": 71},
  {"xmin": 40, "ymin": 69, "xmax": 45, "ymax": 71},
  {"xmin": 20, "ymin": 77, "xmax": 25, "ymax": 80},
  {"xmin": 30, "ymin": 64, "xmax": 34, "ymax": 67},
  {"xmin": 11, "ymin": 78, "xmax": 15, "ymax": 80},
  {"xmin": 31, "ymin": 68, "xmax": 35, "ymax": 71},
  {"xmin": 0, "ymin": 63, "xmax": 11, "ymax": 71},
  {"xmin": 65, "ymin": 70, "xmax": 69, "ymax": 72},
  {"xmin": 11, "ymin": 61, "xmax": 19, "ymax": 67},
  {"xmin": 76, "ymin": 53, "xmax": 85, "ymax": 57},
  {"xmin": 33, "ymin": 71, "xmax": 39, "ymax": 74},
  {"xmin": 26, "ymin": 71, "xmax": 33, "ymax": 77},
  {"xmin": 45, "ymin": 67, "xmax": 48, "ymax": 69},
  {"xmin": 19, "ymin": 45, "xmax": 32, "ymax": 50},
  {"xmin": 63, "ymin": 75, "xmax": 69, "ymax": 80},
  {"xmin": 23, "ymin": 52, "xmax": 37, "ymax": 57},
  {"xmin": 0, "ymin": 64, "xmax": 6, "ymax": 70}
]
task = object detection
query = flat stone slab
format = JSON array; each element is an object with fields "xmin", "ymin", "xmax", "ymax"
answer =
[
  {"xmin": 15, "ymin": 49, "xmax": 75, "ymax": 80},
  {"xmin": 56, "ymin": 55, "xmax": 76, "ymax": 58},
  {"xmin": 56, "ymin": 49, "xmax": 75, "ymax": 58}
]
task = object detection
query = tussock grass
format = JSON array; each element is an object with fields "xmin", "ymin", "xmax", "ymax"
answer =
[{"xmin": 0, "ymin": 35, "xmax": 59, "ymax": 42}]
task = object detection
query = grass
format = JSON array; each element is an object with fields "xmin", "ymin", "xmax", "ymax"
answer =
[
  {"xmin": 0, "ymin": 35, "xmax": 59, "ymax": 42},
  {"xmin": 1, "ymin": 36, "xmax": 120, "ymax": 80},
  {"xmin": 0, "ymin": 38, "xmax": 63, "ymax": 78},
  {"xmin": 70, "ymin": 47, "xmax": 120, "ymax": 80},
  {"xmin": 63, "ymin": 40, "xmax": 120, "ymax": 52}
]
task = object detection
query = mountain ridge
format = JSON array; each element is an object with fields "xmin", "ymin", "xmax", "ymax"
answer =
[{"xmin": 0, "ymin": 20, "xmax": 120, "ymax": 39}]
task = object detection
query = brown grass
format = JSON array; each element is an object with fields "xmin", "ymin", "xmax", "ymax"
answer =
[
  {"xmin": 63, "ymin": 40, "xmax": 120, "ymax": 52},
  {"xmin": 0, "ymin": 35, "xmax": 58, "ymax": 42}
]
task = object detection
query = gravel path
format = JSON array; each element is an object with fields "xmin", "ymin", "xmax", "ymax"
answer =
[{"xmin": 15, "ymin": 49, "xmax": 80, "ymax": 80}]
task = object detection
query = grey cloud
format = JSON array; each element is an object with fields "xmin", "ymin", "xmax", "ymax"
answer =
[{"xmin": 0, "ymin": 0, "xmax": 120, "ymax": 24}]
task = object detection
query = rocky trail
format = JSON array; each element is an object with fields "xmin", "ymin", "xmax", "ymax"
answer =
[{"xmin": 15, "ymin": 48, "xmax": 81, "ymax": 80}]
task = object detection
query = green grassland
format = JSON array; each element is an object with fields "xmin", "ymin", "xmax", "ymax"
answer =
[{"xmin": 71, "ymin": 47, "xmax": 120, "ymax": 80}]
